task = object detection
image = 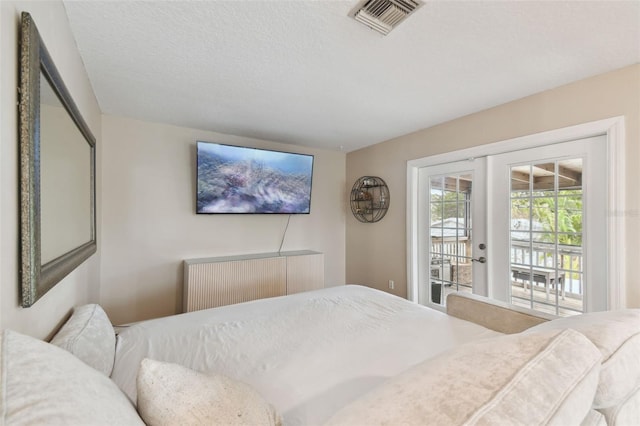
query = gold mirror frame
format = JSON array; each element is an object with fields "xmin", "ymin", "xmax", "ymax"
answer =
[{"xmin": 19, "ymin": 12, "xmax": 97, "ymax": 307}]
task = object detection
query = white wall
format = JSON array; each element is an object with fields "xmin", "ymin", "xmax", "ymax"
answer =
[
  {"xmin": 101, "ymin": 115, "xmax": 346, "ymax": 325},
  {"xmin": 0, "ymin": 1, "xmax": 102, "ymax": 339}
]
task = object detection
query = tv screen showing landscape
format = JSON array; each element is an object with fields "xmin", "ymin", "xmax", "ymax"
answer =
[{"xmin": 196, "ymin": 141, "xmax": 314, "ymax": 214}]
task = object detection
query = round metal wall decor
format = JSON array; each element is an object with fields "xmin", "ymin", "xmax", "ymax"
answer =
[{"xmin": 350, "ymin": 176, "xmax": 389, "ymax": 223}]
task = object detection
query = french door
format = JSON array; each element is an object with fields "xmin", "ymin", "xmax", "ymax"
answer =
[
  {"xmin": 415, "ymin": 135, "xmax": 607, "ymax": 315},
  {"xmin": 488, "ymin": 136, "xmax": 607, "ymax": 314},
  {"xmin": 417, "ymin": 159, "xmax": 486, "ymax": 307}
]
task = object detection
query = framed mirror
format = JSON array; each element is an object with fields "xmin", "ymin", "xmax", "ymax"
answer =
[{"xmin": 19, "ymin": 12, "xmax": 97, "ymax": 307}]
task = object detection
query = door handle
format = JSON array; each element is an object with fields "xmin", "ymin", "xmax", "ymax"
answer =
[{"xmin": 472, "ymin": 257, "xmax": 487, "ymax": 263}]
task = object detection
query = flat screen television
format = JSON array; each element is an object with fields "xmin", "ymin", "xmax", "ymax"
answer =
[{"xmin": 196, "ymin": 141, "xmax": 314, "ymax": 214}]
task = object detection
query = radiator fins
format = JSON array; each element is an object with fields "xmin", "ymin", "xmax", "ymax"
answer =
[{"xmin": 352, "ymin": 0, "xmax": 423, "ymax": 35}]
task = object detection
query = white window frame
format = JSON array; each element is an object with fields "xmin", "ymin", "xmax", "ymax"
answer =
[{"xmin": 406, "ymin": 116, "xmax": 626, "ymax": 310}]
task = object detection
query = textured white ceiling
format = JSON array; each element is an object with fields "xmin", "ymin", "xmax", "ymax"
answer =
[{"xmin": 62, "ymin": 1, "xmax": 640, "ymax": 152}]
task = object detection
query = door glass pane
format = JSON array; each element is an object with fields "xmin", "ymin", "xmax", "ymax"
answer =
[
  {"xmin": 511, "ymin": 165, "xmax": 531, "ymax": 193},
  {"xmin": 430, "ymin": 176, "xmax": 444, "ymax": 196},
  {"xmin": 509, "ymin": 158, "xmax": 584, "ymax": 316},
  {"xmin": 531, "ymin": 161, "xmax": 556, "ymax": 196},
  {"xmin": 428, "ymin": 172, "xmax": 473, "ymax": 307}
]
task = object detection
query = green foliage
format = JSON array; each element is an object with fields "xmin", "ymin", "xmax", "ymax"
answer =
[
  {"xmin": 511, "ymin": 190, "xmax": 583, "ymax": 246},
  {"xmin": 430, "ymin": 185, "xmax": 583, "ymax": 247},
  {"xmin": 430, "ymin": 190, "xmax": 465, "ymax": 223}
]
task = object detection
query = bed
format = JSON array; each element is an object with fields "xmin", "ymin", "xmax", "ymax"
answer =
[
  {"xmin": 111, "ymin": 285, "xmax": 501, "ymax": 425},
  {"xmin": 2, "ymin": 284, "xmax": 639, "ymax": 425}
]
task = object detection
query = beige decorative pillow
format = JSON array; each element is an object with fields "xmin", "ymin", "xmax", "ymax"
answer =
[
  {"xmin": 326, "ymin": 329, "xmax": 601, "ymax": 426},
  {"xmin": 525, "ymin": 309, "xmax": 640, "ymax": 408},
  {"xmin": 0, "ymin": 329, "xmax": 144, "ymax": 425},
  {"xmin": 50, "ymin": 304, "xmax": 116, "ymax": 376},
  {"xmin": 137, "ymin": 358, "xmax": 282, "ymax": 426}
]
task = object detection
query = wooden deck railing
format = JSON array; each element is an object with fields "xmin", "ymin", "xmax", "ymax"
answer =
[{"xmin": 510, "ymin": 240, "xmax": 583, "ymax": 298}]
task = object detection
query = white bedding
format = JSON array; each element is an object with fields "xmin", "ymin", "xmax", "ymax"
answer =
[{"xmin": 111, "ymin": 285, "xmax": 500, "ymax": 425}]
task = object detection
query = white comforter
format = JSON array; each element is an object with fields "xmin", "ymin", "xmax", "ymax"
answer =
[{"xmin": 111, "ymin": 285, "xmax": 500, "ymax": 425}]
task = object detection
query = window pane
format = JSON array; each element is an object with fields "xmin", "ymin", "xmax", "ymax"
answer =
[
  {"xmin": 531, "ymin": 162, "xmax": 556, "ymax": 196},
  {"xmin": 511, "ymin": 165, "xmax": 530, "ymax": 192},
  {"xmin": 510, "ymin": 157, "xmax": 585, "ymax": 316},
  {"xmin": 427, "ymin": 171, "xmax": 475, "ymax": 307},
  {"xmin": 558, "ymin": 159, "xmax": 582, "ymax": 191},
  {"xmin": 430, "ymin": 202, "xmax": 444, "ymax": 223},
  {"xmin": 511, "ymin": 199, "xmax": 530, "ymax": 222}
]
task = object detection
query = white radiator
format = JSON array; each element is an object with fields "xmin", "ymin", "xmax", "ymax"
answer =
[
  {"xmin": 183, "ymin": 256, "xmax": 286, "ymax": 312},
  {"xmin": 183, "ymin": 251, "xmax": 324, "ymax": 312}
]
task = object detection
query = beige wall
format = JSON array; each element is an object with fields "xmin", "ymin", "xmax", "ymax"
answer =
[
  {"xmin": 0, "ymin": 2, "xmax": 634, "ymax": 339},
  {"xmin": 101, "ymin": 115, "xmax": 346, "ymax": 325},
  {"xmin": 0, "ymin": 1, "xmax": 102, "ymax": 339},
  {"xmin": 347, "ymin": 64, "xmax": 640, "ymax": 308}
]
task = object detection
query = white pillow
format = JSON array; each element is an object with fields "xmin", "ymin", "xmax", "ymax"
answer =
[
  {"xmin": 581, "ymin": 410, "xmax": 607, "ymax": 426},
  {"xmin": 137, "ymin": 358, "xmax": 282, "ymax": 426},
  {"xmin": 598, "ymin": 384, "xmax": 640, "ymax": 426},
  {"xmin": 0, "ymin": 329, "xmax": 144, "ymax": 425},
  {"xmin": 525, "ymin": 309, "xmax": 640, "ymax": 408},
  {"xmin": 326, "ymin": 328, "xmax": 601, "ymax": 426},
  {"xmin": 50, "ymin": 304, "xmax": 116, "ymax": 376}
]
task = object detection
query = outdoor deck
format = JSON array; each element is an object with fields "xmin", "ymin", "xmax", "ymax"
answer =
[{"xmin": 510, "ymin": 282, "xmax": 582, "ymax": 316}]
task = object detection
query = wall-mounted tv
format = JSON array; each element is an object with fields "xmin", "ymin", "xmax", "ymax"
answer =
[{"xmin": 196, "ymin": 141, "xmax": 314, "ymax": 214}]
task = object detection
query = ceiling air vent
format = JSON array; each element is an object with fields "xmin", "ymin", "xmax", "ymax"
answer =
[{"xmin": 352, "ymin": 0, "xmax": 423, "ymax": 36}]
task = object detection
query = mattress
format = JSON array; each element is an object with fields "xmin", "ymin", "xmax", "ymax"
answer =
[{"xmin": 111, "ymin": 284, "xmax": 501, "ymax": 425}]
